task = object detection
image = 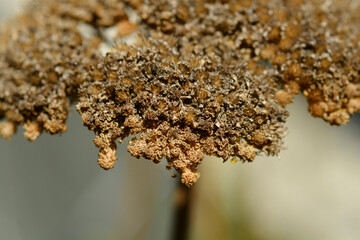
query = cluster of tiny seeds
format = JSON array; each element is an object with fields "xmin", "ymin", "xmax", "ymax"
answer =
[
  {"xmin": 270, "ymin": 1, "xmax": 360, "ymax": 125},
  {"xmin": 0, "ymin": 0, "xmax": 141, "ymax": 141},
  {"xmin": 0, "ymin": 0, "xmax": 359, "ymax": 186},
  {"xmin": 76, "ymin": 38, "xmax": 288, "ymax": 186},
  {"xmin": 137, "ymin": 0, "xmax": 360, "ymax": 125},
  {"xmin": 44, "ymin": 0, "xmax": 128, "ymax": 27},
  {"xmin": 0, "ymin": 2, "xmax": 101, "ymax": 140}
]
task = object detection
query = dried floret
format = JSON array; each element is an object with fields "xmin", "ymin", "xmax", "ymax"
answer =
[
  {"xmin": 275, "ymin": 1, "xmax": 360, "ymax": 125},
  {"xmin": 0, "ymin": 121, "xmax": 17, "ymax": 141},
  {"xmin": 77, "ymin": 37, "xmax": 288, "ymax": 186},
  {"xmin": 34, "ymin": 0, "xmax": 128, "ymax": 27},
  {"xmin": 137, "ymin": 0, "xmax": 360, "ymax": 125},
  {"xmin": 0, "ymin": 1, "xmax": 102, "ymax": 139}
]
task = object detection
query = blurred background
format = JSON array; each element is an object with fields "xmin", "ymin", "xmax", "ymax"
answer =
[{"xmin": 1, "ymin": 1, "xmax": 360, "ymax": 240}]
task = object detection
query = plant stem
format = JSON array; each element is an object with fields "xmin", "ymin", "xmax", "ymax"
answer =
[{"xmin": 171, "ymin": 180, "xmax": 193, "ymax": 240}]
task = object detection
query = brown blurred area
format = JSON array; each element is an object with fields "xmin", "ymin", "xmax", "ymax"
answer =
[{"xmin": 1, "ymin": 1, "xmax": 360, "ymax": 239}]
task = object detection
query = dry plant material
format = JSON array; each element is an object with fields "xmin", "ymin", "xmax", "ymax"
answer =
[
  {"xmin": 48, "ymin": 0, "xmax": 128, "ymax": 27},
  {"xmin": 0, "ymin": 1, "xmax": 102, "ymax": 140},
  {"xmin": 0, "ymin": 0, "xmax": 359, "ymax": 186},
  {"xmin": 138, "ymin": 0, "xmax": 360, "ymax": 125},
  {"xmin": 76, "ymin": 38, "xmax": 288, "ymax": 186}
]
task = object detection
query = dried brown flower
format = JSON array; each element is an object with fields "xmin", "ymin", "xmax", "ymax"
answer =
[
  {"xmin": 76, "ymin": 37, "xmax": 288, "ymax": 186},
  {"xmin": 0, "ymin": 0, "xmax": 101, "ymax": 140},
  {"xmin": 137, "ymin": 0, "xmax": 360, "ymax": 125},
  {"xmin": 0, "ymin": 0, "xmax": 359, "ymax": 186}
]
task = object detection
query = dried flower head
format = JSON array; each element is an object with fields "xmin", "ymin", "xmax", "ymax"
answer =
[
  {"xmin": 137, "ymin": 0, "xmax": 360, "ymax": 125},
  {"xmin": 0, "ymin": 0, "xmax": 359, "ymax": 186},
  {"xmin": 77, "ymin": 37, "xmax": 288, "ymax": 186},
  {"xmin": 0, "ymin": 0, "xmax": 101, "ymax": 140}
]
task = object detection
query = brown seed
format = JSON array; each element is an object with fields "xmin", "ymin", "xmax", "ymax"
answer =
[{"xmin": 275, "ymin": 90, "xmax": 293, "ymax": 106}]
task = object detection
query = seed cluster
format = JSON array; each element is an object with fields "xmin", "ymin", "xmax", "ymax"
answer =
[
  {"xmin": 138, "ymin": 0, "xmax": 360, "ymax": 124},
  {"xmin": 77, "ymin": 38, "xmax": 288, "ymax": 186},
  {"xmin": 47, "ymin": 0, "xmax": 128, "ymax": 27},
  {"xmin": 0, "ymin": 1, "xmax": 103, "ymax": 140},
  {"xmin": 0, "ymin": 0, "xmax": 359, "ymax": 186}
]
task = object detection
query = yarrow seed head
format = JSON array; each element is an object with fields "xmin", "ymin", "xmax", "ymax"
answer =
[{"xmin": 0, "ymin": 0, "xmax": 359, "ymax": 186}]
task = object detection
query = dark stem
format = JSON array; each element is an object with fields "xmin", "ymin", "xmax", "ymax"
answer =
[{"xmin": 171, "ymin": 181, "xmax": 193, "ymax": 240}]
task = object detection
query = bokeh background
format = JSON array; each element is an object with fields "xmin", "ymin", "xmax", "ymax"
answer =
[{"xmin": 1, "ymin": 1, "xmax": 360, "ymax": 239}]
